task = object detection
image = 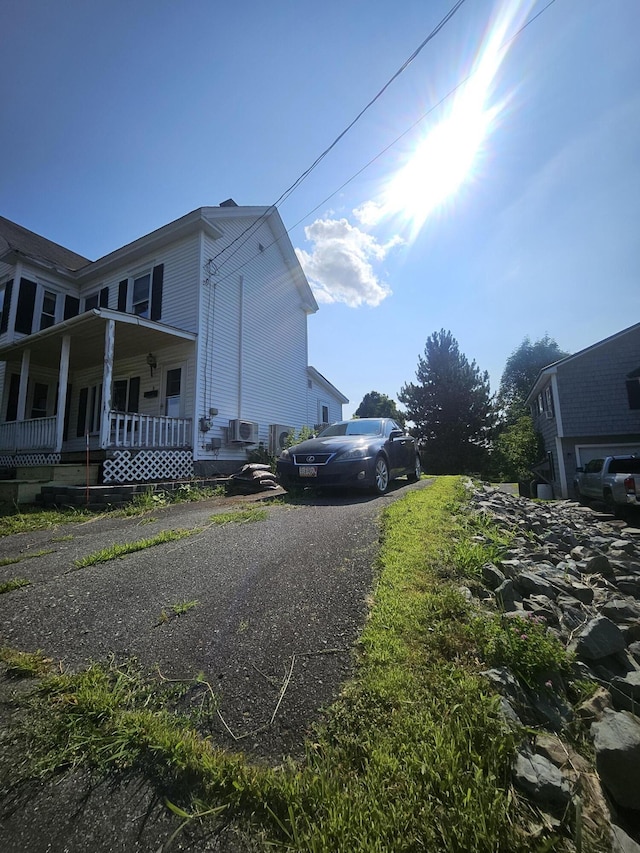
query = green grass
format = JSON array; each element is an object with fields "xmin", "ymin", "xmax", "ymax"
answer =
[
  {"xmin": 115, "ymin": 485, "xmax": 227, "ymax": 517},
  {"xmin": 3, "ymin": 478, "xmax": 582, "ymax": 851},
  {"xmin": 0, "ymin": 647, "xmax": 52, "ymax": 677},
  {"xmin": 209, "ymin": 507, "xmax": 267, "ymax": 525},
  {"xmin": 0, "ymin": 506, "xmax": 93, "ymax": 538},
  {"xmin": 0, "ymin": 577, "xmax": 30, "ymax": 594},
  {"xmin": 156, "ymin": 599, "xmax": 199, "ymax": 625},
  {"xmin": 72, "ymin": 529, "xmax": 198, "ymax": 569}
]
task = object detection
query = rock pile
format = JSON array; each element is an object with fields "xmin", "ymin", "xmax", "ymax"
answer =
[{"xmin": 469, "ymin": 485, "xmax": 640, "ymax": 849}]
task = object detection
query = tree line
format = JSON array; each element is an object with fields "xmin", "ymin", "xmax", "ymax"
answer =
[{"xmin": 354, "ymin": 330, "xmax": 569, "ymax": 480}]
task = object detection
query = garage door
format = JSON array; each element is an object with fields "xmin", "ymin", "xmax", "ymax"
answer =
[{"xmin": 575, "ymin": 443, "xmax": 640, "ymax": 466}]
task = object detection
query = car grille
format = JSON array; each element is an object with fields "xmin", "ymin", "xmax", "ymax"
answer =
[{"xmin": 292, "ymin": 452, "xmax": 335, "ymax": 465}]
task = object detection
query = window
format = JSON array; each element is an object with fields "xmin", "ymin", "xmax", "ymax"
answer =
[
  {"xmin": 165, "ymin": 367, "xmax": 181, "ymax": 417},
  {"xmin": 132, "ymin": 273, "xmax": 151, "ymax": 318},
  {"xmin": 30, "ymin": 382, "xmax": 48, "ymax": 419},
  {"xmin": 626, "ymin": 369, "xmax": 640, "ymax": 409},
  {"xmin": 77, "ymin": 383, "xmax": 103, "ymax": 436},
  {"xmin": 0, "ymin": 280, "xmax": 11, "ymax": 333},
  {"xmin": 84, "ymin": 293, "xmax": 99, "ymax": 311},
  {"xmin": 112, "ymin": 377, "xmax": 140, "ymax": 413},
  {"xmin": 40, "ymin": 290, "xmax": 57, "ymax": 330},
  {"xmin": 321, "ymin": 404, "xmax": 329, "ymax": 424}
]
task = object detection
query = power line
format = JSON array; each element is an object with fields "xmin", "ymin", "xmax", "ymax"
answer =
[
  {"xmin": 206, "ymin": 0, "xmax": 557, "ymax": 293},
  {"xmin": 207, "ymin": 0, "xmax": 468, "ymax": 273}
]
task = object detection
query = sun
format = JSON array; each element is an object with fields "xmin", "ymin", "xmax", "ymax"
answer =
[{"xmin": 379, "ymin": 1, "xmax": 531, "ymax": 238}]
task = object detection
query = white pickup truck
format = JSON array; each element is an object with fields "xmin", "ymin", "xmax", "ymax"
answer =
[{"xmin": 573, "ymin": 455, "xmax": 640, "ymax": 515}]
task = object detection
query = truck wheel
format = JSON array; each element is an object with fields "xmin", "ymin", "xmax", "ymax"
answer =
[
  {"xmin": 574, "ymin": 485, "xmax": 588, "ymax": 506},
  {"xmin": 603, "ymin": 490, "xmax": 620, "ymax": 518}
]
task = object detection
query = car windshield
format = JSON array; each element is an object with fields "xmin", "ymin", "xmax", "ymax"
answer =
[{"xmin": 319, "ymin": 419, "xmax": 384, "ymax": 437}]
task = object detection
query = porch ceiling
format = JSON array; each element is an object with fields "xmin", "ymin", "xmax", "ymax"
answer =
[{"xmin": 0, "ymin": 310, "xmax": 196, "ymax": 370}]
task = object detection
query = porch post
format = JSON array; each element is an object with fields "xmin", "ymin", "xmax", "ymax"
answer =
[
  {"xmin": 17, "ymin": 348, "xmax": 30, "ymax": 421},
  {"xmin": 54, "ymin": 335, "xmax": 71, "ymax": 452},
  {"xmin": 100, "ymin": 319, "xmax": 115, "ymax": 449}
]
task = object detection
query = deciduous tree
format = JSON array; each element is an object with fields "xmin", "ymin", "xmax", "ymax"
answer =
[
  {"xmin": 398, "ymin": 329, "xmax": 493, "ymax": 473},
  {"xmin": 498, "ymin": 335, "xmax": 569, "ymax": 424},
  {"xmin": 354, "ymin": 391, "xmax": 405, "ymax": 426}
]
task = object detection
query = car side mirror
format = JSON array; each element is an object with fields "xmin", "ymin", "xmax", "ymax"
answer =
[
  {"xmin": 575, "ymin": 466, "xmax": 584, "ymax": 473},
  {"xmin": 389, "ymin": 429, "xmax": 403, "ymax": 440}
]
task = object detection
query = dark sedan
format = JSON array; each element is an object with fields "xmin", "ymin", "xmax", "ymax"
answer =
[{"xmin": 276, "ymin": 418, "xmax": 421, "ymax": 494}]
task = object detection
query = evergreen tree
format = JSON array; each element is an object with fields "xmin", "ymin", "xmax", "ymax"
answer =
[
  {"xmin": 398, "ymin": 329, "xmax": 493, "ymax": 473},
  {"xmin": 354, "ymin": 391, "xmax": 405, "ymax": 427}
]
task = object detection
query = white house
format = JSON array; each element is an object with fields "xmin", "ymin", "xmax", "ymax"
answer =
[{"xmin": 0, "ymin": 202, "xmax": 347, "ymax": 484}]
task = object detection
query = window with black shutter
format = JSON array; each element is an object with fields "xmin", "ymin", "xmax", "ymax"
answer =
[
  {"xmin": 118, "ymin": 280, "xmax": 128, "ymax": 312},
  {"xmin": 6, "ymin": 373, "xmax": 20, "ymax": 422},
  {"xmin": 64, "ymin": 295, "xmax": 80, "ymax": 320},
  {"xmin": 99, "ymin": 286, "xmax": 109, "ymax": 307},
  {"xmin": 151, "ymin": 264, "xmax": 163, "ymax": 321},
  {"xmin": 0, "ymin": 279, "xmax": 13, "ymax": 333},
  {"xmin": 15, "ymin": 278, "xmax": 37, "ymax": 334}
]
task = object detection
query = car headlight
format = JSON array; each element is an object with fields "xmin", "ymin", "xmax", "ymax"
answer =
[
  {"xmin": 337, "ymin": 446, "xmax": 367, "ymax": 461},
  {"xmin": 279, "ymin": 449, "xmax": 291, "ymax": 461}
]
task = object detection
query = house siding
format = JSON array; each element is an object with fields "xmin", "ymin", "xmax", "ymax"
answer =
[{"xmin": 196, "ymin": 219, "xmax": 310, "ymax": 461}]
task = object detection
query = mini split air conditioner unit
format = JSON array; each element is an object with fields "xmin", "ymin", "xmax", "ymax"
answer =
[
  {"xmin": 228, "ymin": 418, "xmax": 259, "ymax": 444},
  {"xmin": 269, "ymin": 424, "xmax": 294, "ymax": 455}
]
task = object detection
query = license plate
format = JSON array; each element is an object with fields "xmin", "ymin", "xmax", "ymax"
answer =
[{"xmin": 299, "ymin": 466, "xmax": 317, "ymax": 477}]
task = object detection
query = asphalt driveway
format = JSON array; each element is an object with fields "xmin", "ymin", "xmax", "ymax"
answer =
[{"xmin": 0, "ymin": 478, "xmax": 431, "ymax": 761}]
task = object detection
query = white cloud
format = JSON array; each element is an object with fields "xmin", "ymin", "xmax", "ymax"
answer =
[{"xmin": 296, "ymin": 216, "xmax": 400, "ymax": 308}]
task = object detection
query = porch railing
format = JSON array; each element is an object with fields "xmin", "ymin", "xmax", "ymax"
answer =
[
  {"xmin": 0, "ymin": 417, "xmax": 57, "ymax": 452},
  {"xmin": 109, "ymin": 412, "xmax": 192, "ymax": 449}
]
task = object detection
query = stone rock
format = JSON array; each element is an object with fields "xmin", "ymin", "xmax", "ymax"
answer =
[
  {"xmin": 603, "ymin": 599, "xmax": 640, "ymax": 622},
  {"xmin": 617, "ymin": 577, "xmax": 640, "ymax": 597},
  {"xmin": 609, "ymin": 539, "xmax": 637, "ymax": 555},
  {"xmin": 610, "ymin": 672, "xmax": 640, "ymax": 713},
  {"xmin": 482, "ymin": 562, "xmax": 505, "ymax": 590},
  {"xmin": 629, "ymin": 641, "xmax": 640, "ymax": 663},
  {"xmin": 575, "ymin": 687, "xmax": 613, "ymax": 724},
  {"xmin": 513, "ymin": 749, "xmax": 571, "ymax": 805},
  {"xmin": 516, "ymin": 571, "xmax": 557, "ymax": 599},
  {"xmin": 592, "ymin": 709, "xmax": 640, "ymax": 811},
  {"xmin": 494, "ymin": 579, "xmax": 517, "ymax": 612},
  {"xmin": 610, "ymin": 824, "xmax": 640, "ymax": 853},
  {"xmin": 584, "ymin": 554, "xmax": 614, "ymax": 576},
  {"xmin": 573, "ymin": 617, "xmax": 627, "ymax": 661}
]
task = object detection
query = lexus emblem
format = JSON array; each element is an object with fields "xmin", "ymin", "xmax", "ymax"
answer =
[{"xmin": 306, "ymin": 455, "xmax": 315, "ymax": 463}]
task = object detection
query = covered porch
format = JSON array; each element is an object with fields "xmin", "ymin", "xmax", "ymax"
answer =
[{"xmin": 0, "ymin": 309, "xmax": 196, "ymax": 460}]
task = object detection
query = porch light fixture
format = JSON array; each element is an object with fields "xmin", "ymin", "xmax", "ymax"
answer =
[{"xmin": 146, "ymin": 353, "xmax": 157, "ymax": 376}]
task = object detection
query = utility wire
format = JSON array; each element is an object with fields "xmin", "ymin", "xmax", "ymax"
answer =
[
  {"xmin": 206, "ymin": 0, "xmax": 557, "ymax": 292},
  {"xmin": 207, "ymin": 0, "xmax": 468, "ymax": 272}
]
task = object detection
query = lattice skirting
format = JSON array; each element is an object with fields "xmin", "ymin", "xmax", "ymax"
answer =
[
  {"xmin": 103, "ymin": 450, "xmax": 194, "ymax": 484},
  {"xmin": 0, "ymin": 453, "xmax": 62, "ymax": 468}
]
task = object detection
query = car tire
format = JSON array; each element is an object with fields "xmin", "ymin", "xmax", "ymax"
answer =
[
  {"xmin": 603, "ymin": 490, "xmax": 621, "ymax": 518},
  {"xmin": 373, "ymin": 454, "xmax": 390, "ymax": 495},
  {"xmin": 407, "ymin": 454, "xmax": 421, "ymax": 482},
  {"xmin": 574, "ymin": 484, "xmax": 587, "ymax": 505}
]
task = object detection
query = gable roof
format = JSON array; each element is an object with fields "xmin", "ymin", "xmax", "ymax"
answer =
[
  {"xmin": 525, "ymin": 321, "xmax": 640, "ymax": 403},
  {"xmin": 0, "ymin": 215, "xmax": 91, "ymax": 272},
  {"xmin": 307, "ymin": 366, "xmax": 349, "ymax": 403}
]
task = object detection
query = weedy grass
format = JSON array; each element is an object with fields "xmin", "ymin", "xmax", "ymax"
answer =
[
  {"xmin": 72, "ymin": 529, "xmax": 198, "ymax": 569},
  {"xmin": 4, "ymin": 478, "xmax": 567, "ymax": 851},
  {"xmin": 0, "ymin": 506, "xmax": 93, "ymax": 538},
  {"xmin": 209, "ymin": 507, "xmax": 267, "ymax": 525},
  {"xmin": 0, "ymin": 647, "xmax": 53, "ymax": 678},
  {"xmin": 156, "ymin": 599, "xmax": 199, "ymax": 625},
  {"xmin": 0, "ymin": 577, "xmax": 30, "ymax": 594},
  {"xmin": 0, "ymin": 548, "xmax": 54, "ymax": 569},
  {"xmin": 115, "ymin": 485, "xmax": 226, "ymax": 517}
]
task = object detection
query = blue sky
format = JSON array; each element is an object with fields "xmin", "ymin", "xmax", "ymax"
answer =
[{"xmin": 2, "ymin": 0, "xmax": 639, "ymax": 417}]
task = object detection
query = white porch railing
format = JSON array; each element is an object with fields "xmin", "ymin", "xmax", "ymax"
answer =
[
  {"xmin": 0, "ymin": 417, "xmax": 57, "ymax": 452},
  {"xmin": 109, "ymin": 412, "xmax": 192, "ymax": 449}
]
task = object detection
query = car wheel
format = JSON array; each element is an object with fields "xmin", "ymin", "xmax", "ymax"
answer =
[
  {"xmin": 407, "ymin": 454, "xmax": 421, "ymax": 482},
  {"xmin": 373, "ymin": 454, "xmax": 390, "ymax": 494}
]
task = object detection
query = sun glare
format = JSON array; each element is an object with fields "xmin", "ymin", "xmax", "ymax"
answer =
[{"xmin": 381, "ymin": 1, "xmax": 532, "ymax": 239}]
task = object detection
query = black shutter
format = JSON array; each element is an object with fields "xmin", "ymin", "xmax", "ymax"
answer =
[
  {"xmin": 118, "ymin": 279, "xmax": 128, "ymax": 312},
  {"xmin": 626, "ymin": 379, "xmax": 640, "ymax": 410},
  {"xmin": 0, "ymin": 279, "xmax": 13, "ymax": 333},
  {"xmin": 128, "ymin": 376, "xmax": 140, "ymax": 413},
  {"xmin": 15, "ymin": 278, "xmax": 37, "ymax": 334},
  {"xmin": 150, "ymin": 264, "xmax": 163, "ymax": 321},
  {"xmin": 6, "ymin": 373, "xmax": 20, "ymax": 422},
  {"xmin": 99, "ymin": 286, "xmax": 109, "ymax": 307},
  {"xmin": 63, "ymin": 295, "xmax": 80, "ymax": 320},
  {"xmin": 77, "ymin": 387, "xmax": 88, "ymax": 437},
  {"xmin": 63, "ymin": 384, "xmax": 72, "ymax": 441}
]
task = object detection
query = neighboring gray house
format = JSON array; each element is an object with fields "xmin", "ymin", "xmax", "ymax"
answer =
[
  {"xmin": 526, "ymin": 322, "xmax": 640, "ymax": 498},
  {"xmin": 0, "ymin": 204, "xmax": 347, "ymax": 485}
]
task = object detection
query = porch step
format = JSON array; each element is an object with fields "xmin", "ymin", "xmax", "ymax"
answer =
[
  {"xmin": 15, "ymin": 465, "xmax": 100, "ymax": 485},
  {"xmin": 0, "ymin": 480, "xmax": 53, "ymax": 506},
  {"xmin": 38, "ymin": 484, "xmax": 138, "ymax": 509}
]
